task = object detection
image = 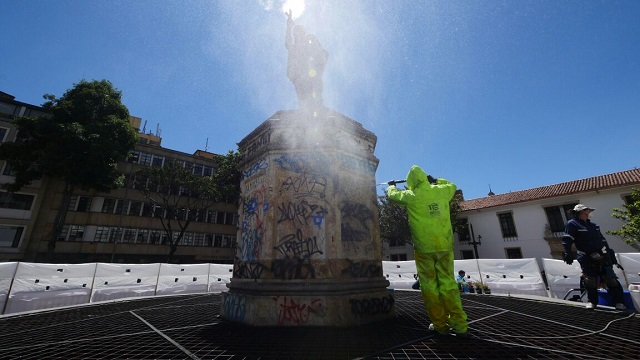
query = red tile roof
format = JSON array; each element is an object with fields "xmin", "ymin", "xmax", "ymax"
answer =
[{"xmin": 461, "ymin": 168, "xmax": 640, "ymax": 211}]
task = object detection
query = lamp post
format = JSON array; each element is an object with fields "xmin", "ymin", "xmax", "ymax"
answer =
[{"xmin": 468, "ymin": 223, "xmax": 482, "ymax": 259}]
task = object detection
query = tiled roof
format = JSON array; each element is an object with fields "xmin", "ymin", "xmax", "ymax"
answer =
[{"xmin": 461, "ymin": 168, "xmax": 640, "ymax": 211}]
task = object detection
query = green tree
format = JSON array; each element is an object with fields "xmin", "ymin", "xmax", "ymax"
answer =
[
  {"xmin": 0, "ymin": 80, "xmax": 137, "ymax": 260},
  {"xmin": 378, "ymin": 189, "xmax": 466, "ymax": 248},
  {"xmin": 135, "ymin": 150, "xmax": 240, "ymax": 262},
  {"xmin": 607, "ymin": 188, "xmax": 640, "ymax": 250}
]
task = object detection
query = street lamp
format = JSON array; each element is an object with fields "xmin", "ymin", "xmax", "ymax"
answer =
[{"xmin": 468, "ymin": 223, "xmax": 482, "ymax": 259}]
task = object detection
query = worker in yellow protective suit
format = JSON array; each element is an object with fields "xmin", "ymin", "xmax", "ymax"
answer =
[{"xmin": 386, "ymin": 165, "xmax": 468, "ymax": 336}]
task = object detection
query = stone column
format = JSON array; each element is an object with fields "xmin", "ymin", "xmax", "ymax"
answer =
[{"xmin": 220, "ymin": 109, "xmax": 395, "ymax": 326}]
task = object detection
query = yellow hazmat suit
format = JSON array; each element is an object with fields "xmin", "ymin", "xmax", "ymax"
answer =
[{"xmin": 386, "ymin": 165, "xmax": 468, "ymax": 334}]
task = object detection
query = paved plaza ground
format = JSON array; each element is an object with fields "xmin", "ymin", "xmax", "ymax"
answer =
[{"xmin": 1, "ymin": 291, "xmax": 638, "ymax": 359}]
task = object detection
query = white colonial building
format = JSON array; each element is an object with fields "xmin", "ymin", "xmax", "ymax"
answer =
[{"xmin": 455, "ymin": 168, "xmax": 640, "ymax": 267}]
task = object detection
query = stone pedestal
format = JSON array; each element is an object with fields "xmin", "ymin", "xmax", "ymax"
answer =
[{"xmin": 220, "ymin": 109, "xmax": 395, "ymax": 326}]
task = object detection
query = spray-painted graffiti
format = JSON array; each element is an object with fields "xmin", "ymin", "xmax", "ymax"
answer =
[
  {"xmin": 233, "ymin": 260, "xmax": 268, "ymax": 279},
  {"xmin": 277, "ymin": 199, "xmax": 328, "ymax": 226},
  {"xmin": 349, "ymin": 294, "xmax": 395, "ymax": 316},
  {"xmin": 336, "ymin": 153, "xmax": 377, "ymax": 174},
  {"xmin": 271, "ymin": 257, "xmax": 315, "ymax": 280},
  {"xmin": 273, "ymin": 296, "xmax": 324, "ymax": 325},
  {"xmin": 240, "ymin": 183, "xmax": 272, "ymax": 261},
  {"xmin": 222, "ymin": 293, "xmax": 247, "ymax": 321},
  {"xmin": 340, "ymin": 201, "xmax": 374, "ymax": 249},
  {"xmin": 242, "ymin": 158, "xmax": 269, "ymax": 180},
  {"xmin": 279, "ymin": 174, "xmax": 327, "ymax": 199},
  {"xmin": 273, "ymin": 153, "xmax": 330, "ymax": 175},
  {"xmin": 274, "ymin": 229, "xmax": 323, "ymax": 258},
  {"xmin": 245, "ymin": 131, "xmax": 271, "ymax": 157},
  {"xmin": 341, "ymin": 260, "xmax": 382, "ymax": 278}
]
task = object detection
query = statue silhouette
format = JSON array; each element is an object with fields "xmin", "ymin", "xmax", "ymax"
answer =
[{"xmin": 285, "ymin": 10, "xmax": 328, "ymax": 115}]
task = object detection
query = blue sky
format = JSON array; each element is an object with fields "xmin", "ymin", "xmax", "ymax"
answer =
[{"xmin": 1, "ymin": 1, "xmax": 639, "ymax": 200}]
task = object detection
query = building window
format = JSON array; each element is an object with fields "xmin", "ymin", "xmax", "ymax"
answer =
[
  {"xmin": 59, "ymin": 225, "xmax": 84, "ymax": 241},
  {"xmin": 203, "ymin": 166, "xmax": 213, "ymax": 177},
  {"xmin": 95, "ymin": 227, "xmax": 110, "ymax": 242},
  {"xmin": 129, "ymin": 201, "xmax": 142, "ymax": 216},
  {"xmin": 623, "ymin": 194, "xmax": 639, "ymax": 215},
  {"xmin": 194, "ymin": 233, "xmax": 204, "ymax": 247},
  {"xmin": 136, "ymin": 229, "xmax": 149, "ymax": 244},
  {"xmin": 183, "ymin": 232, "xmax": 194, "ymax": 246},
  {"xmin": 205, "ymin": 234, "xmax": 213, "ymax": 247},
  {"xmin": 225, "ymin": 212, "xmax": 235, "ymax": 225},
  {"xmin": 497, "ymin": 212, "xmax": 518, "ymax": 239},
  {"xmin": 115, "ymin": 200, "xmax": 130, "ymax": 215},
  {"xmin": 223, "ymin": 235, "xmax": 236, "ymax": 248},
  {"xmin": 544, "ymin": 203, "xmax": 577, "ymax": 234},
  {"xmin": 2, "ymin": 162, "xmax": 17, "ymax": 176},
  {"xmin": 460, "ymin": 250, "xmax": 475, "ymax": 259},
  {"xmin": 0, "ymin": 127, "xmax": 9, "ymax": 142},
  {"xmin": 0, "ymin": 225, "xmax": 24, "ymax": 247},
  {"xmin": 151, "ymin": 155, "xmax": 164, "ymax": 168},
  {"xmin": 122, "ymin": 228, "xmax": 136, "ymax": 243},
  {"xmin": 457, "ymin": 218, "xmax": 470, "ymax": 242},
  {"xmin": 193, "ymin": 164, "xmax": 203, "ymax": 176},
  {"xmin": 149, "ymin": 230, "xmax": 161, "ymax": 244},
  {"xmin": 102, "ymin": 198, "xmax": 116, "ymax": 213},
  {"xmin": 214, "ymin": 234, "xmax": 223, "ymax": 247},
  {"xmin": 109, "ymin": 228, "xmax": 123, "ymax": 243},
  {"xmin": 0, "ymin": 191, "xmax": 34, "ymax": 210},
  {"xmin": 505, "ymin": 247, "xmax": 523, "ymax": 259},
  {"xmin": 216, "ymin": 211, "xmax": 225, "ymax": 224},
  {"xmin": 138, "ymin": 152, "xmax": 152, "ymax": 166}
]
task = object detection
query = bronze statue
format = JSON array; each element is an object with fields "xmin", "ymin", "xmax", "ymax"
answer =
[{"xmin": 285, "ymin": 10, "xmax": 328, "ymax": 114}]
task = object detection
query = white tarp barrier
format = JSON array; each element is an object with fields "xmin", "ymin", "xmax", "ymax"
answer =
[
  {"xmin": 156, "ymin": 263, "xmax": 210, "ymax": 296},
  {"xmin": 618, "ymin": 252, "xmax": 640, "ymax": 285},
  {"xmin": 208, "ymin": 264, "xmax": 233, "ymax": 292},
  {"xmin": 0, "ymin": 262, "xmax": 18, "ymax": 314},
  {"xmin": 90, "ymin": 263, "xmax": 161, "ymax": 302},
  {"xmin": 454, "ymin": 259, "xmax": 481, "ymax": 284},
  {"xmin": 382, "ymin": 261, "xmax": 418, "ymax": 290},
  {"xmin": 542, "ymin": 259, "xmax": 583, "ymax": 300},
  {"xmin": 5, "ymin": 262, "xmax": 96, "ymax": 314},
  {"xmin": 477, "ymin": 259, "xmax": 547, "ymax": 296}
]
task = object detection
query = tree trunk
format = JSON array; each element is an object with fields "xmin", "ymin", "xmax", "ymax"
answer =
[{"xmin": 46, "ymin": 182, "xmax": 74, "ymax": 262}]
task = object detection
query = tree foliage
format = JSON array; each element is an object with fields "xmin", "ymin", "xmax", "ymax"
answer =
[
  {"xmin": 0, "ymin": 80, "xmax": 137, "ymax": 260},
  {"xmin": 135, "ymin": 150, "xmax": 241, "ymax": 262},
  {"xmin": 607, "ymin": 188, "xmax": 640, "ymax": 250}
]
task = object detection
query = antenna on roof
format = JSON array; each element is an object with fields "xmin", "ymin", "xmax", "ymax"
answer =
[
  {"xmin": 142, "ymin": 120, "xmax": 147, "ymax": 134},
  {"xmin": 204, "ymin": 138, "xmax": 209, "ymax": 152},
  {"xmin": 488, "ymin": 185, "xmax": 495, "ymax": 197}
]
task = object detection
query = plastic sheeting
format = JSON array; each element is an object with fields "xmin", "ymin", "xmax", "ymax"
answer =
[
  {"xmin": 208, "ymin": 264, "xmax": 234, "ymax": 293},
  {"xmin": 5, "ymin": 263, "xmax": 97, "ymax": 314},
  {"xmin": 156, "ymin": 263, "xmax": 210, "ymax": 296},
  {"xmin": 382, "ymin": 260, "xmax": 417, "ymax": 290},
  {"xmin": 1, "ymin": 256, "xmax": 638, "ymax": 315},
  {"xmin": 476, "ymin": 259, "xmax": 548, "ymax": 297},
  {"xmin": 0, "ymin": 262, "xmax": 18, "ymax": 314},
  {"xmin": 619, "ymin": 253, "xmax": 640, "ymax": 285}
]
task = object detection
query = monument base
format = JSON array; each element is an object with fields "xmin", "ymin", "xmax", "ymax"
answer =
[{"xmin": 220, "ymin": 279, "xmax": 395, "ymax": 326}]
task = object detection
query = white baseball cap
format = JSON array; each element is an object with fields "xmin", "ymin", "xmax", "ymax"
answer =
[{"xmin": 573, "ymin": 204, "xmax": 595, "ymax": 212}]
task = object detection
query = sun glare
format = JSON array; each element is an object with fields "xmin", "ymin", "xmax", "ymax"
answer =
[{"xmin": 282, "ymin": 0, "xmax": 305, "ymax": 20}]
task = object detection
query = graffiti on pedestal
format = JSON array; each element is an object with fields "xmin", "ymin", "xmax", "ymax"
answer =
[
  {"xmin": 341, "ymin": 259, "xmax": 382, "ymax": 278},
  {"xmin": 273, "ymin": 296, "xmax": 324, "ymax": 326},
  {"xmin": 240, "ymin": 182, "xmax": 272, "ymax": 262},
  {"xmin": 233, "ymin": 260, "xmax": 268, "ymax": 279},
  {"xmin": 222, "ymin": 293, "xmax": 247, "ymax": 321},
  {"xmin": 340, "ymin": 201, "xmax": 374, "ymax": 254},
  {"xmin": 349, "ymin": 294, "xmax": 395, "ymax": 316}
]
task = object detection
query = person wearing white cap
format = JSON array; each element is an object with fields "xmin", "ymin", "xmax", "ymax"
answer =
[{"xmin": 562, "ymin": 204, "xmax": 626, "ymax": 310}]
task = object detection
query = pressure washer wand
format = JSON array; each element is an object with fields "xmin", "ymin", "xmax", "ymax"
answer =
[{"xmin": 378, "ymin": 179, "xmax": 407, "ymax": 186}]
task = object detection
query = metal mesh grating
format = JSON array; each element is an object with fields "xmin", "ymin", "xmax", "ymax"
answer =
[{"xmin": 0, "ymin": 292, "xmax": 638, "ymax": 359}]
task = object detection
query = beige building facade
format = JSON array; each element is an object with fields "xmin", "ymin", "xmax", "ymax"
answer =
[{"xmin": 0, "ymin": 92, "xmax": 236, "ymax": 264}]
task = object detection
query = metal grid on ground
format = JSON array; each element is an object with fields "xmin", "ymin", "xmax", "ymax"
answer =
[{"xmin": 0, "ymin": 291, "xmax": 638, "ymax": 360}]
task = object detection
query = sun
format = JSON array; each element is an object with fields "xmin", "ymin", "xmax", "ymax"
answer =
[{"xmin": 281, "ymin": 0, "xmax": 305, "ymax": 20}]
